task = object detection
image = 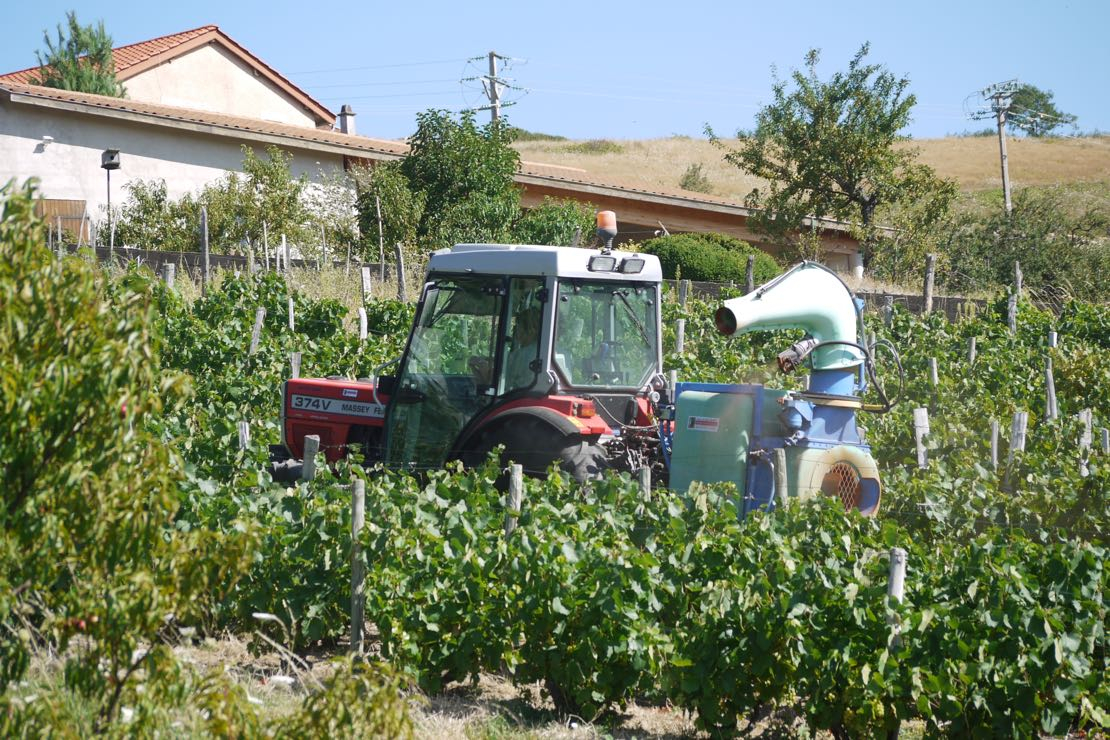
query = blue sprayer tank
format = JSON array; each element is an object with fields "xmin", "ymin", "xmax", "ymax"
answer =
[{"xmin": 664, "ymin": 262, "xmax": 883, "ymax": 516}]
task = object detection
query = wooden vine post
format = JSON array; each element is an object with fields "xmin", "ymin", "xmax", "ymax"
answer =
[
  {"xmin": 773, "ymin": 448, "xmax": 788, "ymax": 509},
  {"xmin": 745, "ymin": 254, "xmax": 755, "ymax": 295},
  {"xmin": 302, "ymin": 435, "xmax": 320, "ymax": 481},
  {"xmin": 922, "ymin": 254, "xmax": 936, "ymax": 314},
  {"xmin": 394, "ymin": 244, "xmax": 407, "ymax": 302},
  {"xmin": 162, "ymin": 263, "xmax": 175, "ymax": 291},
  {"xmin": 350, "ymin": 478, "xmax": 366, "ymax": 654},
  {"xmin": 1004, "ymin": 410, "xmax": 1029, "ymax": 489},
  {"xmin": 990, "ymin": 419, "xmax": 1000, "ymax": 471},
  {"xmin": 361, "ymin": 265, "xmax": 372, "ymax": 305},
  {"xmin": 238, "ymin": 421, "xmax": 250, "ymax": 451},
  {"xmin": 967, "ymin": 337, "xmax": 977, "ymax": 366},
  {"xmin": 201, "ymin": 206, "xmax": 210, "ymax": 295},
  {"xmin": 882, "ymin": 295, "xmax": 894, "ymax": 328},
  {"xmin": 290, "ymin": 351, "xmax": 301, "ymax": 379},
  {"xmin": 1045, "ymin": 358, "xmax": 1058, "ymax": 421},
  {"xmin": 675, "ymin": 319, "xmax": 685, "ymax": 354},
  {"xmin": 287, "ymin": 296, "xmax": 295, "ymax": 332},
  {"xmin": 249, "ymin": 307, "xmax": 266, "ymax": 355},
  {"xmin": 504, "ymin": 464, "xmax": 524, "ymax": 536},
  {"xmin": 913, "ymin": 408, "xmax": 930, "ymax": 469},
  {"xmin": 358, "ymin": 307, "xmax": 368, "ymax": 341}
]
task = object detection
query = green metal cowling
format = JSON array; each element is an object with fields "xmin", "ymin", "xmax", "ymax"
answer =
[{"xmin": 714, "ymin": 261, "xmax": 864, "ymax": 371}]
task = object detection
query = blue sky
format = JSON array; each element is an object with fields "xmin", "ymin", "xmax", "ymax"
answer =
[{"xmin": 3, "ymin": 0, "xmax": 1107, "ymax": 141}]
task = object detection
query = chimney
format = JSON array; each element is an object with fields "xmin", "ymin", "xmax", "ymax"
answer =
[{"xmin": 338, "ymin": 104, "xmax": 356, "ymax": 135}]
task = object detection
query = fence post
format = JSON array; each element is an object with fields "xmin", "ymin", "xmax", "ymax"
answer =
[
  {"xmin": 990, "ymin": 419, "xmax": 999, "ymax": 471},
  {"xmin": 350, "ymin": 477, "xmax": 366, "ymax": 654},
  {"xmin": 745, "ymin": 255, "xmax": 755, "ymax": 295},
  {"xmin": 394, "ymin": 244, "xmax": 406, "ymax": 301},
  {"xmin": 361, "ymin": 265, "xmax": 372, "ymax": 305},
  {"xmin": 675, "ymin": 319, "xmax": 685, "ymax": 354},
  {"xmin": 358, "ymin": 307, "xmax": 368, "ymax": 341},
  {"xmin": 922, "ymin": 254, "xmax": 936, "ymax": 314},
  {"xmin": 238, "ymin": 421, "xmax": 251, "ymax": 451},
  {"xmin": 967, "ymin": 337, "xmax": 977, "ymax": 366},
  {"xmin": 678, "ymin": 279, "xmax": 690, "ymax": 307},
  {"xmin": 913, "ymin": 407, "xmax": 930, "ymax": 469},
  {"xmin": 504, "ymin": 464, "xmax": 523, "ymax": 536},
  {"xmin": 249, "ymin": 307, "xmax": 266, "ymax": 355},
  {"xmin": 162, "ymin": 262, "xmax": 175, "ymax": 290},
  {"xmin": 302, "ymin": 434, "xmax": 320, "ymax": 481},
  {"xmin": 882, "ymin": 295, "xmax": 894, "ymax": 328},
  {"xmin": 290, "ymin": 351, "xmax": 301, "ymax": 379},
  {"xmin": 288, "ymin": 296, "xmax": 295, "ymax": 332},
  {"xmin": 200, "ymin": 206, "xmax": 210, "ymax": 295},
  {"xmin": 1045, "ymin": 358, "xmax": 1057, "ymax": 421}
]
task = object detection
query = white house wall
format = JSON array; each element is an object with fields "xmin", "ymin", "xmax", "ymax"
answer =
[
  {"xmin": 0, "ymin": 101, "xmax": 345, "ymax": 220},
  {"xmin": 123, "ymin": 43, "xmax": 318, "ymax": 128}
]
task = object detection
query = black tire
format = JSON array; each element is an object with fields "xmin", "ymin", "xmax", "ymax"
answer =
[{"xmin": 461, "ymin": 417, "xmax": 608, "ymax": 486}]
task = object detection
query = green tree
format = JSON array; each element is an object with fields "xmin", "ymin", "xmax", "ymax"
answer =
[
  {"xmin": 712, "ymin": 44, "xmax": 955, "ymax": 259},
  {"xmin": 32, "ymin": 11, "xmax": 125, "ymax": 97},
  {"xmin": 401, "ymin": 109, "xmax": 521, "ymax": 250},
  {"xmin": 0, "ymin": 179, "xmax": 252, "ymax": 730},
  {"xmin": 1007, "ymin": 83, "xmax": 1077, "ymax": 137},
  {"xmin": 356, "ymin": 109, "xmax": 592, "ymax": 256}
]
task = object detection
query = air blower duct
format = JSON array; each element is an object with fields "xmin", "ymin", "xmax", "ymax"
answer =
[{"xmin": 714, "ymin": 261, "xmax": 864, "ymax": 396}]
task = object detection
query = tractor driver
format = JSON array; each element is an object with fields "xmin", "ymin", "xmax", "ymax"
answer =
[{"xmin": 504, "ymin": 304, "xmax": 542, "ymax": 392}]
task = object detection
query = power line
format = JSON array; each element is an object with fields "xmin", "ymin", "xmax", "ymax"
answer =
[
  {"xmin": 306, "ymin": 78, "xmax": 459, "ymax": 90},
  {"xmin": 288, "ymin": 58, "xmax": 470, "ymax": 76}
]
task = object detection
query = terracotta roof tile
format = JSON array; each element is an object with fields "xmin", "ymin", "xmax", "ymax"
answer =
[
  {"xmin": 0, "ymin": 24, "xmax": 332, "ymax": 124},
  {"xmin": 0, "ymin": 25, "xmax": 216, "ymax": 84}
]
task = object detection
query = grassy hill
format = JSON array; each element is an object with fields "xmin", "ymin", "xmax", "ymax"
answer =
[{"xmin": 513, "ymin": 134, "xmax": 1110, "ymax": 206}]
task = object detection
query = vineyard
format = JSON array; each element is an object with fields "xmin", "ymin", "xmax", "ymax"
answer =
[{"xmin": 1, "ymin": 180, "xmax": 1108, "ymax": 737}]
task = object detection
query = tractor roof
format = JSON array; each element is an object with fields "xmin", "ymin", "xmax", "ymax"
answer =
[{"xmin": 427, "ymin": 244, "xmax": 663, "ymax": 282}]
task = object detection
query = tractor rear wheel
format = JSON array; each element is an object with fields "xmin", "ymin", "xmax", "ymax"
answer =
[{"xmin": 461, "ymin": 417, "xmax": 608, "ymax": 486}]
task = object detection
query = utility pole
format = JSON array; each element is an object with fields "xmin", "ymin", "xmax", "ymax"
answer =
[
  {"xmin": 970, "ymin": 80, "xmax": 1017, "ymax": 216},
  {"xmin": 486, "ymin": 51, "xmax": 501, "ymax": 123},
  {"xmin": 993, "ymin": 91, "xmax": 1013, "ymax": 216}
]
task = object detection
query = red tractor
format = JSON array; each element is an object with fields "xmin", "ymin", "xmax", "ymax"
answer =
[{"xmin": 274, "ymin": 213, "xmax": 667, "ymax": 483}]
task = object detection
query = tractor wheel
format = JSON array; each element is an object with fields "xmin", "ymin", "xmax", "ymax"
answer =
[{"xmin": 462, "ymin": 417, "xmax": 608, "ymax": 486}]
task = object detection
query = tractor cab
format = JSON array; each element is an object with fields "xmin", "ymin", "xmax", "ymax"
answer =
[{"xmin": 379, "ymin": 242, "xmax": 664, "ymax": 473}]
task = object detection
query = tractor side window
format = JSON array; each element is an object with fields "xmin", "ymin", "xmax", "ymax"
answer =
[
  {"xmin": 499, "ymin": 278, "xmax": 545, "ymax": 394},
  {"xmin": 386, "ymin": 276, "xmax": 504, "ymax": 466}
]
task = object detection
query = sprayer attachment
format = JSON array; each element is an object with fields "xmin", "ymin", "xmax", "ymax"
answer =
[{"xmin": 777, "ymin": 338, "xmax": 820, "ymax": 374}]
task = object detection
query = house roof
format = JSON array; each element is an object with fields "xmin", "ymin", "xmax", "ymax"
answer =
[
  {"xmin": 0, "ymin": 24, "xmax": 334, "ymax": 127},
  {"xmin": 0, "ymin": 82, "xmax": 404, "ymax": 158}
]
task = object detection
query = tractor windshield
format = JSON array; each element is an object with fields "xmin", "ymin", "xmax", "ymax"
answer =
[{"xmin": 553, "ymin": 280, "xmax": 659, "ymax": 388}]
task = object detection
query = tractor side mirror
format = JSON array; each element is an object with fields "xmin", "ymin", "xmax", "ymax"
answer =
[{"xmin": 376, "ymin": 375, "xmax": 396, "ymax": 395}]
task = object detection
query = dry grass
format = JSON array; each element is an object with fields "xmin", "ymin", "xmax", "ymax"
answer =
[{"xmin": 514, "ymin": 135, "xmax": 1110, "ymax": 201}]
